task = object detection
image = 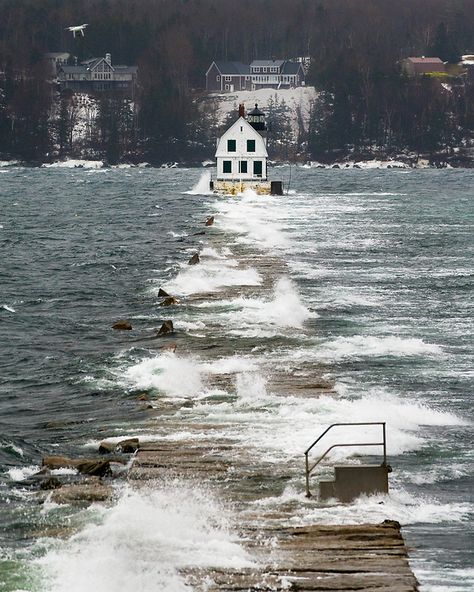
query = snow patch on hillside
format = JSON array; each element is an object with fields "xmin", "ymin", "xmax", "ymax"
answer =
[{"xmin": 209, "ymin": 86, "xmax": 318, "ymax": 137}]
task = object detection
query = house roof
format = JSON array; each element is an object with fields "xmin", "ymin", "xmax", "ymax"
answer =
[
  {"xmin": 215, "ymin": 116, "xmax": 268, "ymax": 158},
  {"xmin": 251, "ymin": 60, "xmax": 284, "ymax": 68},
  {"xmin": 212, "ymin": 61, "xmax": 250, "ymax": 75},
  {"xmin": 60, "ymin": 65, "xmax": 87, "ymax": 74},
  {"xmin": 281, "ymin": 61, "xmax": 303, "ymax": 74},
  {"xmin": 406, "ymin": 57, "xmax": 444, "ymax": 64},
  {"xmin": 114, "ymin": 65, "xmax": 138, "ymax": 73},
  {"xmin": 81, "ymin": 57, "xmax": 113, "ymax": 70}
]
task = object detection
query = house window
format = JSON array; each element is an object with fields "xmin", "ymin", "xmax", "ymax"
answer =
[
  {"xmin": 225, "ymin": 75, "xmax": 232, "ymax": 81},
  {"xmin": 254, "ymin": 67, "xmax": 260, "ymax": 73},
  {"xmin": 227, "ymin": 139, "xmax": 236, "ymax": 152},
  {"xmin": 253, "ymin": 160, "xmax": 263, "ymax": 176},
  {"xmin": 246, "ymin": 76, "xmax": 250, "ymax": 80},
  {"xmin": 239, "ymin": 161, "xmax": 248, "ymax": 174},
  {"xmin": 224, "ymin": 84, "xmax": 230, "ymax": 90},
  {"xmin": 247, "ymin": 139, "xmax": 255, "ymax": 152},
  {"xmin": 223, "ymin": 160, "xmax": 232, "ymax": 173},
  {"xmin": 216, "ymin": 75, "xmax": 220, "ymax": 81}
]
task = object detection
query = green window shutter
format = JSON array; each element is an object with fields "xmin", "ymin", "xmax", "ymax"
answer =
[
  {"xmin": 247, "ymin": 139, "xmax": 255, "ymax": 152},
  {"xmin": 223, "ymin": 160, "xmax": 232, "ymax": 173},
  {"xmin": 239, "ymin": 161, "xmax": 248, "ymax": 173},
  {"xmin": 253, "ymin": 160, "xmax": 262, "ymax": 176},
  {"xmin": 227, "ymin": 139, "xmax": 236, "ymax": 152}
]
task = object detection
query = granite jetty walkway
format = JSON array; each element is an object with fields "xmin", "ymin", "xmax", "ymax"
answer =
[{"xmin": 128, "ymin": 436, "xmax": 419, "ymax": 591}]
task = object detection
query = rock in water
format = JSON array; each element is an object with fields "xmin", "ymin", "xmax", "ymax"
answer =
[
  {"xmin": 75, "ymin": 460, "xmax": 111, "ymax": 477},
  {"xmin": 98, "ymin": 441, "xmax": 116, "ymax": 454},
  {"xmin": 42, "ymin": 455, "xmax": 77, "ymax": 469},
  {"xmin": 158, "ymin": 288, "xmax": 170, "ymax": 297},
  {"xmin": 99, "ymin": 437, "xmax": 140, "ymax": 454},
  {"xmin": 40, "ymin": 477, "xmax": 62, "ymax": 490},
  {"xmin": 157, "ymin": 320, "xmax": 174, "ymax": 336},
  {"xmin": 117, "ymin": 438, "xmax": 140, "ymax": 453},
  {"xmin": 159, "ymin": 297, "xmax": 180, "ymax": 307},
  {"xmin": 188, "ymin": 253, "xmax": 200, "ymax": 265},
  {"xmin": 51, "ymin": 477, "xmax": 112, "ymax": 505},
  {"xmin": 112, "ymin": 320, "xmax": 132, "ymax": 331},
  {"xmin": 205, "ymin": 216, "xmax": 214, "ymax": 226}
]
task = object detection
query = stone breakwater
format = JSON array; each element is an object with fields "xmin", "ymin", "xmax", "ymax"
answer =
[{"xmin": 28, "ymin": 206, "xmax": 419, "ymax": 590}]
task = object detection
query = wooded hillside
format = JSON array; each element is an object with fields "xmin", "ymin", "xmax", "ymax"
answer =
[{"xmin": 1, "ymin": 0, "xmax": 474, "ymax": 164}]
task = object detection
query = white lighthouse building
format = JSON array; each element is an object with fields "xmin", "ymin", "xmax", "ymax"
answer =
[{"xmin": 211, "ymin": 104, "xmax": 282, "ymax": 195}]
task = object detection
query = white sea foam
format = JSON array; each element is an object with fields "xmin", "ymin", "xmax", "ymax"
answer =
[
  {"xmin": 195, "ymin": 277, "xmax": 311, "ymax": 337},
  {"xmin": 1, "ymin": 304, "xmax": 16, "ymax": 313},
  {"xmin": 414, "ymin": 567, "xmax": 474, "ymax": 592},
  {"xmin": 162, "ymin": 248, "xmax": 261, "ymax": 296},
  {"xmin": 314, "ymin": 335, "xmax": 444, "ymax": 361},
  {"xmin": 185, "ymin": 171, "xmax": 213, "ymax": 195},
  {"xmin": 6, "ymin": 465, "xmax": 40, "ymax": 481},
  {"xmin": 190, "ymin": 379, "xmax": 464, "ymax": 463},
  {"xmin": 121, "ymin": 352, "xmax": 260, "ymax": 400},
  {"xmin": 37, "ymin": 483, "xmax": 253, "ymax": 592},
  {"xmin": 215, "ymin": 190, "xmax": 291, "ymax": 250},
  {"xmin": 124, "ymin": 353, "xmax": 203, "ymax": 398},
  {"xmin": 201, "ymin": 356, "xmax": 258, "ymax": 375},
  {"xmin": 298, "ymin": 487, "xmax": 472, "ymax": 526},
  {"xmin": 174, "ymin": 319, "xmax": 206, "ymax": 332},
  {"xmin": 41, "ymin": 159, "xmax": 104, "ymax": 169},
  {"xmin": 404, "ymin": 463, "xmax": 468, "ymax": 485}
]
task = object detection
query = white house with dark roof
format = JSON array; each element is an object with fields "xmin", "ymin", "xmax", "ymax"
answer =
[
  {"xmin": 250, "ymin": 59, "xmax": 305, "ymax": 89},
  {"xmin": 58, "ymin": 53, "xmax": 137, "ymax": 96},
  {"xmin": 206, "ymin": 59, "xmax": 305, "ymax": 92},
  {"xmin": 211, "ymin": 104, "xmax": 282, "ymax": 195},
  {"xmin": 215, "ymin": 106, "xmax": 268, "ymax": 182}
]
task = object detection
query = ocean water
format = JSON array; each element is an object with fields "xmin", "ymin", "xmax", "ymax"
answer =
[{"xmin": 0, "ymin": 165, "xmax": 473, "ymax": 591}]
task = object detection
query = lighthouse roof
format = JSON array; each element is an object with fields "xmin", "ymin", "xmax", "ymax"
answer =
[{"xmin": 248, "ymin": 104, "xmax": 265, "ymax": 116}]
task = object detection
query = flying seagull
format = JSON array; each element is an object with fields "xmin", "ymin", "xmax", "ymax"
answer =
[{"xmin": 66, "ymin": 24, "xmax": 88, "ymax": 38}]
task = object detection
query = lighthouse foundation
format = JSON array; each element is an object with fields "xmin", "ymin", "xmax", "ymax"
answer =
[{"xmin": 212, "ymin": 179, "xmax": 283, "ymax": 196}]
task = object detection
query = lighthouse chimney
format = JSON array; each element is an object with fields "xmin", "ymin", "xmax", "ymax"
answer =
[{"xmin": 238, "ymin": 103, "xmax": 245, "ymax": 118}]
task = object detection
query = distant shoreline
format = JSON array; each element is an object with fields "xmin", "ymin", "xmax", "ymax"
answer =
[{"xmin": 1, "ymin": 157, "xmax": 473, "ymax": 170}]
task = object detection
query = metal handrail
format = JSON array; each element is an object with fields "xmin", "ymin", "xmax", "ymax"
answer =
[{"xmin": 304, "ymin": 422, "xmax": 387, "ymax": 498}]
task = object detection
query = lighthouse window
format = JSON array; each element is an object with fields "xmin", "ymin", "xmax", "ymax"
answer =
[
  {"xmin": 239, "ymin": 161, "xmax": 248, "ymax": 173},
  {"xmin": 223, "ymin": 160, "xmax": 232, "ymax": 173},
  {"xmin": 253, "ymin": 160, "xmax": 263, "ymax": 176},
  {"xmin": 227, "ymin": 139, "xmax": 236, "ymax": 152},
  {"xmin": 247, "ymin": 139, "xmax": 255, "ymax": 152}
]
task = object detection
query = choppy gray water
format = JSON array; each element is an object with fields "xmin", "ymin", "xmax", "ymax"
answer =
[{"xmin": 0, "ymin": 165, "xmax": 473, "ymax": 591}]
